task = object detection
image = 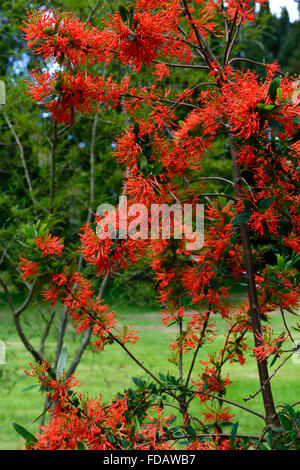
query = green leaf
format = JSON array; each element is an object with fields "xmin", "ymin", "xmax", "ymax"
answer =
[
  {"xmin": 231, "ymin": 422, "xmax": 239, "ymax": 448},
  {"xmin": 12, "ymin": 422, "xmax": 37, "ymax": 444},
  {"xmin": 133, "ymin": 122, "xmax": 140, "ymax": 137},
  {"xmin": 132, "ymin": 377, "xmax": 144, "ymax": 389},
  {"xmin": 232, "ymin": 212, "xmax": 251, "ymax": 225},
  {"xmin": 258, "ymin": 197, "xmax": 275, "ymax": 211},
  {"xmin": 277, "ymin": 87, "xmax": 282, "ymax": 103},
  {"xmin": 283, "ymin": 403, "xmax": 298, "ymax": 423},
  {"xmin": 31, "ymin": 274, "xmax": 50, "ymax": 301},
  {"xmin": 279, "ymin": 414, "xmax": 293, "ymax": 431},
  {"xmin": 268, "ymin": 78, "xmax": 281, "ymax": 101},
  {"xmin": 118, "ymin": 5, "xmax": 128, "ymax": 23},
  {"xmin": 76, "ymin": 441, "xmax": 87, "ymax": 450},
  {"xmin": 292, "ymin": 116, "xmax": 300, "ymax": 125},
  {"xmin": 209, "ymin": 279, "xmax": 220, "ymax": 291},
  {"xmin": 264, "ymin": 104, "xmax": 276, "ymax": 111},
  {"xmin": 130, "ymin": 425, "xmax": 136, "ymax": 442},
  {"xmin": 152, "ymin": 162, "xmax": 163, "ymax": 177},
  {"xmin": 269, "ymin": 353, "xmax": 279, "ymax": 367},
  {"xmin": 267, "ymin": 429, "xmax": 273, "ymax": 448},
  {"xmin": 187, "ymin": 425, "xmax": 197, "ymax": 442},
  {"xmin": 268, "ymin": 118, "xmax": 285, "ymax": 133},
  {"xmin": 129, "ymin": 6, "xmax": 135, "ymax": 28},
  {"xmin": 271, "ymin": 427, "xmax": 284, "ymax": 432},
  {"xmin": 257, "ymin": 103, "xmax": 275, "ymax": 112},
  {"xmin": 121, "ymin": 439, "xmax": 130, "ymax": 449},
  {"xmin": 139, "ymin": 155, "xmax": 149, "ymax": 174},
  {"xmin": 56, "ymin": 345, "xmax": 68, "ymax": 380}
]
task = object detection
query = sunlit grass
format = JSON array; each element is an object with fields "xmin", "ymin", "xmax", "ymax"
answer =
[{"xmin": 0, "ymin": 292, "xmax": 299, "ymax": 449}]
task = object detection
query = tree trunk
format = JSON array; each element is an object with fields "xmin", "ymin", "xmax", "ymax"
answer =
[{"xmin": 230, "ymin": 141, "xmax": 280, "ymax": 428}]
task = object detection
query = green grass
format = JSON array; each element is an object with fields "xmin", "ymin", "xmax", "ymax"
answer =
[{"xmin": 0, "ymin": 292, "xmax": 299, "ymax": 450}]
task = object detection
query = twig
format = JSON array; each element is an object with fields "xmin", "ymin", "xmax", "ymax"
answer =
[
  {"xmin": 244, "ymin": 351, "xmax": 295, "ymax": 402},
  {"xmin": 50, "ymin": 121, "xmax": 57, "ymax": 214},
  {"xmin": 280, "ymin": 305, "xmax": 296, "ymax": 346},
  {"xmin": 39, "ymin": 307, "xmax": 56, "ymax": 355},
  {"xmin": 187, "ymin": 389, "xmax": 265, "ymax": 420},
  {"xmin": 3, "ymin": 109, "xmax": 36, "ymax": 208}
]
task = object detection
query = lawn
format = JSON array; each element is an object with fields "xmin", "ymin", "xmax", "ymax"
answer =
[{"xmin": 0, "ymin": 291, "xmax": 299, "ymax": 450}]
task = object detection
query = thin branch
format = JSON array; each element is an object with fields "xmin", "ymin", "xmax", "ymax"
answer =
[
  {"xmin": 66, "ymin": 274, "xmax": 109, "ymax": 378},
  {"xmin": 89, "ymin": 113, "xmax": 98, "ymax": 219},
  {"xmin": 185, "ymin": 311, "xmax": 211, "ymax": 388},
  {"xmin": 153, "ymin": 60, "xmax": 209, "ymax": 70},
  {"xmin": 39, "ymin": 307, "xmax": 56, "ymax": 355},
  {"xmin": 224, "ymin": 17, "xmax": 242, "ymax": 65},
  {"xmin": 200, "ymin": 193, "xmax": 237, "ymax": 202},
  {"xmin": 50, "ymin": 121, "xmax": 57, "ymax": 214},
  {"xmin": 229, "ymin": 58, "xmax": 294, "ymax": 81},
  {"xmin": 123, "ymin": 93, "xmax": 202, "ymax": 111},
  {"xmin": 186, "ymin": 176, "xmax": 234, "ymax": 187},
  {"xmin": 188, "ymin": 389, "xmax": 265, "ymax": 420},
  {"xmin": 181, "ymin": 0, "xmax": 216, "ymax": 65},
  {"xmin": 254, "ymin": 425, "xmax": 272, "ymax": 450},
  {"xmin": 244, "ymin": 351, "xmax": 295, "ymax": 402},
  {"xmin": 15, "ymin": 279, "xmax": 39, "ymax": 317},
  {"xmin": 223, "ymin": 9, "xmax": 238, "ymax": 65},
  {"xmin": 280, "ymin": 305, "xmax": 296, "ymax": 346},
  {"xmin": 0, "ymin": 275, "xmax": 56, "ymax": 378},
  {"xmin": 86, "ymin": 0, "xmax": 101, "ymax": 22},
  {"xmin": 3, "ymin": 109, "xmax": 36, "ymax": 207}
]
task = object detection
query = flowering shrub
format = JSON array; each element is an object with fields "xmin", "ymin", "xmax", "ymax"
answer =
[{"xmin": 14, "ymin": 0, "xmax": 300, "ymax": 450}]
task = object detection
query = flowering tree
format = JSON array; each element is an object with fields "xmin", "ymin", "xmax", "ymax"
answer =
[{"xmin": 14, "ymin": 0, "xmax": 299, "ymax": 450}]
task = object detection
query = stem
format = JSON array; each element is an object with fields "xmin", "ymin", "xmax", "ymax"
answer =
[
  {"xmin": 39, "ymin": 307, "xmax": 56, "ymax": 355},
  {"xmin": 244, "ymin": 351, "xmax": 295, "ymax": 402},
  {"xmin": 280, "ymin": 306, "xmax": 295, "ymax": 346},
  {"xmin": 187, "ymin": 389, "xmax": 265, "ymax": 420},
  {"xmin": 50, "ymin": 121, "xmax": 57, "ymax": 214},
  {"xmin": 153, "ymin": 60, "xmax": 209, "ymax": 70},
  {"xmin": 185, "ymin": 311, "xmax": 211, "ymax": 388},
  {"xmin": 3, "ymin": 109, "xmax": 37, "ymax": 209},
  {"xmin": 229, "ymin": 140, "xmax": 279, "ymax": 428},
  {"xmin": 89, "ymin": 113, "xmax": 98, "ymax": 219},
  {"xmin": 181, "ymin": 0, "xmax": 216, "ymax": 65}
]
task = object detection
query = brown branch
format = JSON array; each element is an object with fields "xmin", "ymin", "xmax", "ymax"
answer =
[
  {"xmin": 66, "ymin": 274, "xmax": 109, "ymax": 378},
  {"xmin": 153, "ymin": 60, "xmax": 209, "ymax": 70},
  {"xmin": 229, "ymin": 58, "xmax": 294, "ymax": 81},
  {"xmin": 50, "ymin": 121, "xmax": 57, "ymax": 214},
  {"xmin": 229, "ymin": 139, "xmax": 279, "ymax": 428},
  {"xmin": 280, "ymin": 305, "xmax": 296, "ymax": 346},
  {"xmin": 187, "ymin": 389, "xmax": 265, "ymax": 420},
  {"xmin": 244, "ymin": 351, "xmax": 295, "ymax": 402},
  {"xmin": 181, "ymin": 0, "xmax": 216, "ymax": 65},
  {"xmin": 0, "ymin": 275, "xmax": 56, "ymax": 379},
  {"xmin": 3, "ymin": 109, "xmax": 36, "ymax": 208},
  {"xmin": 185, "ymin": 311, "xmax": 211, "ymax": 388},
  {"xmin": 39, "ymin": 307, "xmax": 56, "ymax": 355},
  {"xmin": 200, "ymin": 193, "xmax": 237, "ymax": 202},
  {"xmin": 89, "ymin": 113, "xmax": 98, "ymax": 219}
]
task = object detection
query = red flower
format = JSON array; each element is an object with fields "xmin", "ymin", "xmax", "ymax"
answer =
[
  {"xmin": 251, "ymin": 327, "xmax": 289, "ymax": 363},
  {"xmin": 19, "ymin": 256, "xmax": 40, "ymax": 279},
  {"xmin": 34, "ymin": 233, "xmax": 64, "ymax": 256},
  {"xmin": 26, "ymin": 69, "xmax": 129, "ymax": 124}
]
